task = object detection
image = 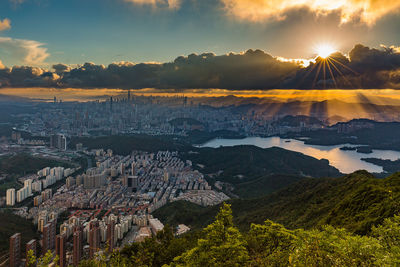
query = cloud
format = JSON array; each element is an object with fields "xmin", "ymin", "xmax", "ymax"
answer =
[
  {"xmin": 52, "ymin": 63, "xmax": 70, "ymax": 75},
  {"xmin": 54, "ymin": 50, "xmax": 300, "ymax": 90},
  {"xmin": 220, "ymin": 0, "xmax": 400, "ymax": 25},
  {"xmin": 0, "ymin": 60, "xmax": 4, "ymax": 69},
  {"xmin": 123, "ymin": 0, "xmax": 181, "ymax": 9},
  {"xmin": 157, "ymin": 50, "xmax": 300, "ymax": 89},
  {"xmin": 0, "ymin": 37, "xmax": 50, "ymax": 65},
  {"xmin": 1, "ymin": 44, "xmax": 400, "ymax": 90},
  {"xmin": 286, "ymin": 44, "xmax": 400, "ymax": 89},
  {"xmin": 0, "ymin": 66, "xmax": 59, "ymax": 88},
  {"xmin": 0, "ymin": 18, "xmax": 11, "ymax": 31}
]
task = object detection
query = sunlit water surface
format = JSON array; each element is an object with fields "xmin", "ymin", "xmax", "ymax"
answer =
[{"xmin": 199, "ymin": 137, "xmax": 400, "ymax": 173}]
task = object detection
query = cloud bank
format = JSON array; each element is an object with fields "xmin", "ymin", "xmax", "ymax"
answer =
[
  {"xmin": 1, "ymin": 44, "xmax": 400, "ymax": 90},
  {"xmin": 220, "ymin": 0, "xmax": 400, "ymax": 25},
  {"xmin": 122, "ymin": 0, "xmax": 400, "ymax": 25}
]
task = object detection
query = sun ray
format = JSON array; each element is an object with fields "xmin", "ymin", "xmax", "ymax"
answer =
[
  {"xmin": 311, "ymin": 60, "xmax": 323, "ymax": 89},
  {"xmin": 326, "ymin": 58, "xmax": 354, "ymax": 88},
  {"xmin": 325, "ymin": 59, "xmax": 339, "ymax": 89},
  {"xmin": 329, "ymin": 57, "xmax": 359, "ymax": 75},
  {"xmin": 295, "ymin": 61, "xmax": 319, "ymax": 88}
]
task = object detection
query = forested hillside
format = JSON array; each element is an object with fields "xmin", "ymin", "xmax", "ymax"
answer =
[
  {"xmin": 70, "ymin": 203, "xmax": 400, "ymax": 267},
  {"xmin": 154, "ymin": 171, "xmax": 400, "ymax": 234}
]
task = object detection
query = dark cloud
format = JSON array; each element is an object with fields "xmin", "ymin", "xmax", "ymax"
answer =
[
  {"xmin": 157, "ymin": 50, "xmax": 299, "ymax": 89},
  {"xmin": 56, "ymin": 50, "xmax": 300, "ymax": 90},
  {"xmin": 0, "ymin": 66, "xmax": 58, "ymax": 87},
  {"xmin": 286, "ymin": 44, "xmax": 400, "ymax": 89},
  {"xmin": 1, "ymin": 45, "xmax": 400, "ymax": 90},
  {"xmin": 52, "ymin": 63, "xmax": 70, "ymax": 75}
]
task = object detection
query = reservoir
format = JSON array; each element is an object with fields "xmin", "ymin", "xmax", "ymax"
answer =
[{"xmin": 199, "ymin": 137, "xmax": 400, "ymax": 174}]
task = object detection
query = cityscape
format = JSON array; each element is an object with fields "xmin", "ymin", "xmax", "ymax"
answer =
[
  {"xmin": 2, "ymin": 0, "xmax": 400, "ymax": 266},
  {"xmin": 1, "ymin": 93, "xmax": 400, "ymax": 266},
  {"xmin": 3, "ymin": 127, "xmax": 231, "ymax": 266}
]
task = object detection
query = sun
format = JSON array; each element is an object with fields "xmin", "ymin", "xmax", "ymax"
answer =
[{"xmin": 315, "ymin": 44, "xmax": 336, "ymax": 59}]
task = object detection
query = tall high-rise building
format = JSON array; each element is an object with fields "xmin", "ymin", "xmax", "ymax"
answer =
[
  {"xmin": 42, "ymin": 219, "xmax": 56, "ymax": 254},
  {"xmin": 24, "ymin": 179, "xmax": 33, "ymax": 197},
  {"xmin": 26, "ymin": 239, "xmax": 37, "ymax": 267},
  {"xmin": 73, "ymin": 227, "xmax": 83, "ymax": 266},
  {"xmin": 50, "ymin": 134, "xmax": 67, "ymax": 150},
  {"xmin": 16, "ymin": 187, "xmax": 28, "ymax": 203},
  {"xmin": 126, "ymin": 175, "xmax": 138, "ymax": 192},
  {"xmin": 89, "ymin": 221, "xmax": 100, "ymax": 259},
  {"xmin": 11, "ymin": 131, "xmax": 21, "ymax": 141},
  {"xmin": 107, "ymin": 220, "xmax": 115, "ymax": 252},
  {"xmin": 56, "ymin": 234, "xmax": 67, "ymax": 267},
  {"xmin": 131, "ymin": 162, "xmax": 136, "ymax": 175},
  {"xmin": 6, "ymin": 188, "xmax": 15, "ymax": 206},
  {"xmin": 9, "ymin": 233, "xmax": 21, "ymax": 267},
  {"xmin": 34, "ymin": 195, "xmax": 42, "ymax": 207}
]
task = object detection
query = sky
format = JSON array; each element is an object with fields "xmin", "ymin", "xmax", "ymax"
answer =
[
  {"xmin": 1, "ymin": 0, "xmax": 400, "ymax": 67},
  {"xmin": 1, "ymin": 0, "xmax": 400, "ymax": 91}
]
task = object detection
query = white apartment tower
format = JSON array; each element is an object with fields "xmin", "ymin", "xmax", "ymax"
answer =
[{"xmin": 6, "ymin": 188, "xmax": 15, "ymax": 206}]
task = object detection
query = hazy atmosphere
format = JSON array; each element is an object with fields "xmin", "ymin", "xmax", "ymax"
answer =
[{"xmin": 2, "ymin": 1, "xmax": 400, "ymax": 267}]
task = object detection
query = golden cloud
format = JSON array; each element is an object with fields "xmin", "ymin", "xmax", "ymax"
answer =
[
  {"xmin": 220, "ymin": 0, "xmax": 400, "ymax": 25},
  {"xmin": 0, "ymin": 37, "xmax": 50, "ymax": 65},
  {"xmin": 124, "ymin": 0, "xmax": 181, "ymax": 9},
  {"xmin": 0, "ymin": 18, "xmax": 11, "ymax": 31}
]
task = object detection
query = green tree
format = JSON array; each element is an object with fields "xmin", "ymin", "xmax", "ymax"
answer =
[
  {"xmin": 290, "ymin": 225, "xmax": 391, "ymax": 266},
  {"xmin": 371, "ymin": 215, "xmax": 400, "ymax": 264},
  {"xmin": 37, "ymin": 250, "xmax": 58, "ymax": 267},
  {"xmin": 246, "ymin": 220, "xmax": 296, "ymax": 266},
  {"xmin": 26, "ymin": 249, "xmax": 36, "ymax": 267},
  {"xmin": 171, "ymin": 203, "xmax": 248, "ymax": 267}
]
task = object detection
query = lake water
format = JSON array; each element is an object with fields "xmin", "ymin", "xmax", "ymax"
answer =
[{"xmin": 199, "ymin": 137, "xmax": 400, "ymax": 174}]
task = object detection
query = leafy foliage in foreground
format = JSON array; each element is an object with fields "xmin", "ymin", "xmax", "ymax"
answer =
[{"xmin": 77, "ymin": 204, "xmax": 400, "ymax": 266}]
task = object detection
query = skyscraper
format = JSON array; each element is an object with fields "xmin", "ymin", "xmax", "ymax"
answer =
[
  {"xmin": 42, "ymin": 219, "xmax": 56, "ymax": 255},
  {"xmin": 107, "ymin": 219, "xmax": 115, "ymax": 252},
  {"xmin": 24, "ymin": 179, "xmax": 33, "ymax": 197},
  {"xmin": 6, "ymin": 188, "xmax": 15, "ymax": 206},
  {"xmin": 26, "ymin": 239, "xmax": 37, "ymax": 267},
  {"xmin": 56, "ymin": 234, "xmax": 67, "ymax": 267},
  {"xmin": 126, "ymin": 175, "xmax": 138, "ymax": 192},
  {"xmin": 73, "ymin": 227, "xmax": 83, "ymax": 266},
  {"xmin": 9, "ymin": 233, "xmax": 21, "ymax": 267},
  {"xmin": 50, "ymin": 134, "xmax": 67, "ymax": 150},
  {"xmin": 89, "ymin": 221, "xmax": 100, "ymax": 259}
]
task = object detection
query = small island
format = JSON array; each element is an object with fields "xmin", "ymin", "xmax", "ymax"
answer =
[
  {"xmin": 362, "ymin": 158, "xmax": 400, "ymax": 173},
  {"xmin": 356, "ymin": 146, "xmax": 373, "ymax": 154},
  {"xmin": 339, "ymin": 146, "xmax": 373, "ymax": 154},
  {"xmin": 340, "ymin": 146, "xmax": 357, "ymax": 151}
]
